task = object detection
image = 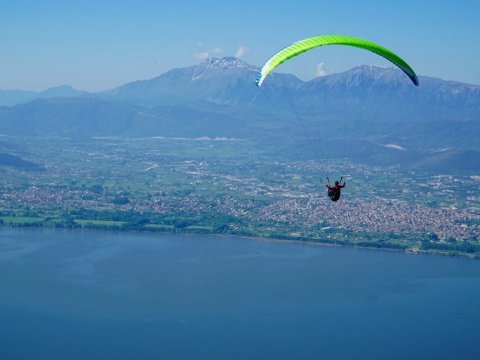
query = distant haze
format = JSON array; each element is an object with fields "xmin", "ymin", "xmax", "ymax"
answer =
[
  {"xmin": 0, "ymin": 0, "xmax": 479, "ymax": 90},
  {"xmin": 0, "ymin": 58, "xmax": 478, "ymax": 173}
]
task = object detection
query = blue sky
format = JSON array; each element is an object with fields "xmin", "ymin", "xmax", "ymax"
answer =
[{"xmin": 1, "ymin": 0, "xmax": 479, "ymax": 91}]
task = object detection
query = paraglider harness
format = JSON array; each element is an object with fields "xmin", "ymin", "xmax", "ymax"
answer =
[{"xmin": 326, "ymin": 177, "xmax": 343, "ymax": 202}]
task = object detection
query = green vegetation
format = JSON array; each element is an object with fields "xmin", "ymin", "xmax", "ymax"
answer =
[
  {"xmin": 0, "ymin": 136, "xmax": 478, "ymax": 258},
  {"xmin": 1, "ymin": 216, "xmax": 45, "ymax": 225}
]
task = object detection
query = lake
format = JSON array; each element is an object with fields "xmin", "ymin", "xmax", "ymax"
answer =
[{"xmin": 1, "ymin": 228, "xmax": 479, "ymax": 360}]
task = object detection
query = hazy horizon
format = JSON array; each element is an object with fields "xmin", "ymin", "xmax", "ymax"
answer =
[{"xmin": 1, "ymin": 0, "xmax": 479, "ymax": 91}]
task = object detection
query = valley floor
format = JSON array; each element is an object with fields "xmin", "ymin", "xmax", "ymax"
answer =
[{"xmin": 0, "ymin": 137, "xmax": 478, "ymax": 257}]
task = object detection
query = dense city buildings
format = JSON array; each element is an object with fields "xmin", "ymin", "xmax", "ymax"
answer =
[{"xmin": 0, "ymin": 137, "xmax": 478, "ymax": 256}]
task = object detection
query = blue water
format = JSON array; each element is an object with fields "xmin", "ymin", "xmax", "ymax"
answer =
[{"xmin": 1, "ymin": 228, "xmax": 479, "ymax": 360}]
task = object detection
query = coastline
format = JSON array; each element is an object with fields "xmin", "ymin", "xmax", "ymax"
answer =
[{"xmin": 1, "ymin": 221, "xmax": 478, "ymax": 260}]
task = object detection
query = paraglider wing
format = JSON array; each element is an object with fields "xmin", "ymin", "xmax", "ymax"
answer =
[{"xmin": 256, "ymin": 35, "xmax": 419, "ymax": 87}]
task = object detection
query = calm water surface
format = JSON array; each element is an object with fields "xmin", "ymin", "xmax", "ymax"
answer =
[{"xmin": 1, "ymin": 228, "xmax": 479, "ymax": 360}]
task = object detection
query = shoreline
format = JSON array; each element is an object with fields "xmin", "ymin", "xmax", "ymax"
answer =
[{"xmin": 1, "ymin": 223, "xmax": 478, "ymax": 261}]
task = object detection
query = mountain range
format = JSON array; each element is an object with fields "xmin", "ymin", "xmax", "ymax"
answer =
[
  {"xmin": 0, "ymin": 85, "xmax": 87, "ymax": 107},
  {"xmin": 0, "ymin": 57, "xmax": 479, "ymax": 173}
]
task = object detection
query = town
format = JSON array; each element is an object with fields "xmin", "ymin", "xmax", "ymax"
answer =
[{"xmin": 0, "ymin": 136, "xmax": 479, "ymax": 257}]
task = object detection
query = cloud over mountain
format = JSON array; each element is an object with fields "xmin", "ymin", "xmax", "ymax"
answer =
[{"xmin": 0, "ymin": 57, "xmax": 479, "ymax": 173}]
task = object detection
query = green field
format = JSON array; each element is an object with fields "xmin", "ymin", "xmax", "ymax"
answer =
[{"xmin": 0, "ymin": 136, "xmax": 478, "ymax": 258}]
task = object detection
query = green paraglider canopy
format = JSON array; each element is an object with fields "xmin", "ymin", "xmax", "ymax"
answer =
[{"xmin": 256, "ymin": 34, "xmax": 419, "ymax": 87}]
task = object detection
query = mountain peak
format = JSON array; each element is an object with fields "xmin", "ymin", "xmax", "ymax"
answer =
[
  {"xmin": 308, "ymin": 65, "xmax": 415, "ymax": 88},
  {"xmin": 42, "ymin": 84, "xmax": 84, "ymax": 97},
  {"xmin": 201, "ymin": 57, "xmax": 251, "ymax": 70},
  {"xmin": 343, "ymin": 65, "xmax": 401, "ymax": 79}
]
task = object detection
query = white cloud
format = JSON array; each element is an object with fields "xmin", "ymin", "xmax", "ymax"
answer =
[
  {"xmin": 235, "ymin": 45, "xmax": 249, "ymax": 58},
  {"xmin": 194, "ymin": 51, "xmax": 209, "ymax": 60},
  {"xmin": 194, "ymin": 45, "xmax": 223, "ymax": 60},
  {"xmin": 316, "ymin": 62, "xmax": 327, "ymax": 77}
]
